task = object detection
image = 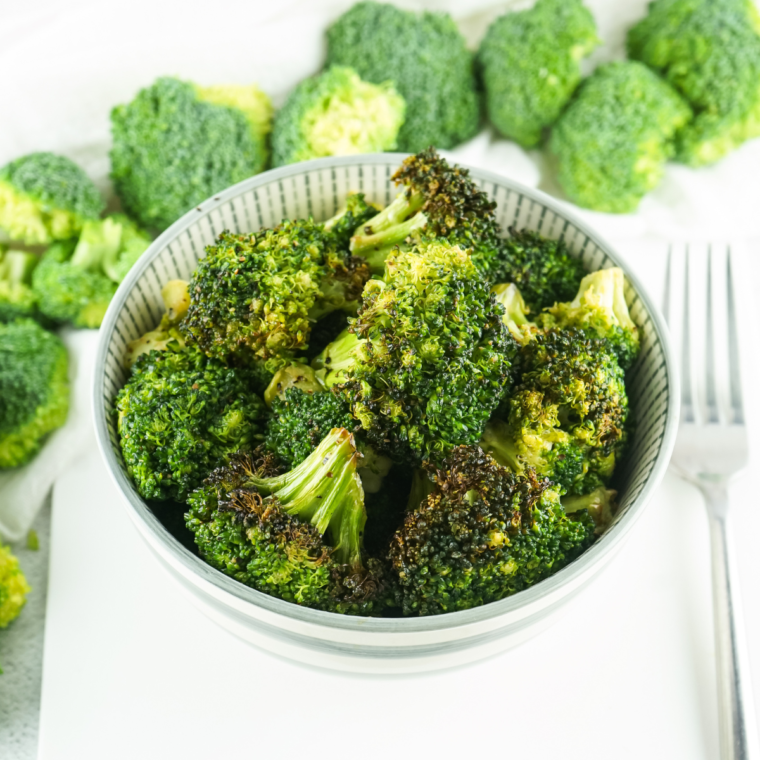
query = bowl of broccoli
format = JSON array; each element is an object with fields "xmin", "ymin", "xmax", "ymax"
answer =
[{"xmin": 93, "ymin": 151, "xmax": 678, "ymax": 674}]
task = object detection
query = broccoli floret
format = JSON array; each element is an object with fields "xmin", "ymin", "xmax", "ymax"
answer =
[
  {"xmin": 628, "ymin": 0, "xmax": 760, "ymax": 165},
  {"xmin": 181, "ymin": 221, "xmax": 369, "ymax": 369},
  {"xmin": 116, "ymin": 345, "xmax": 268, "ymax": 502},
  {"xmin": 550, "ymin": 61, "xmax": 692, "ymax": 213},
  {"xmin": 497, "ymin": 228, "xmax": 587, "ymax": 313},
  {"xmin": 272, "ymin": 66, "xmax": 405, "ymax": 167},
  {"xmin": 539, "ymin": 267, "xmax": 640, "ymax": 370},
  {"xmin": 562, "ymin": 486, "xmax": 617, "ymax": 534},
  {"xmin": 32, "ymin": 215, "xmax": 151, "ymax": 328},
  {"xmin": 389, "ymin": 445, "xmax": 595, "ymax": 615},
  {"xmin": 0, "ymin": 319, "xmax": 69, "ymax": 469},
  {"xmin": 322, "ymin": 193, "xmax": 380, "ymax": 252},
  {"xmin": 0, "ymin": 248, "xmax": 41, "ymax": 323},
  {"xmin": 0, "ymin": 152, "xmax": 104, "ymax": 245},
  {"xmin": 110, "ymin": 77, "xmax": 273, "ymax": 232},
  {"xmin": 185, "ymin": 430, "xmax": 390, "ymax": 615},
  {"xmin": 478, "ymin": 0, "xmax": 599, "ymax": 147},
  {"xmin": 326, "ymin": 1, "xmax": 480, "ymax": 152},
  {"xmin": 329, "ymin": 242, "xmax": 519, "ymax": 466},
  {"xmin": 0, "ymin": 541, "xmax": 31, "ymax": 629},
  {"xmin": 491, "ymin": 282, "xmax": 537, "ymax": 344},
  {"xmin": 349, "ymin": 148, "xmax": 504, "ymax": 279}
]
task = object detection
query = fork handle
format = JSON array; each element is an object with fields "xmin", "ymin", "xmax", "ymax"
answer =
[{"xmin": 703, "ymin": 481, "xmax": 760, "ymax": 760}]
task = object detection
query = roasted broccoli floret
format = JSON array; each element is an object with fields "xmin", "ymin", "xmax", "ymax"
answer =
[
  {"xmin": 326, "ymin": 1, "xmax": 480, "ymax": 152},
  {"xmin": 0, "ymin": 319, "xmax": 69, "ymax": 469},
  {"xmin": 0, "ymin": 152, "xmax": 104, "ymax": 245},
  {"xmin": 478, "ymin": 0, "xmax": 599, "ymax": 147},
  {"xmin": 272, "ymin": 66, "xmax": 405, "ymax": 167},
  {"xmin": 116, "ymin": 345, "xmax": 268, "ymax": 501},
  {"xmin": 185, "ymin": 430, "xmax": 389, "ymax": 614},
  {"xmin": 110, "ymin": 77, "xmax": 273, "ymax": 232},
  {"xmin": 32, "ymin": 215, "xmax": 151, "ymax": 328},
  {"xmin": 326, "ymin": 243, "xmax": 519, "ymax": 465},
  {"xmin": 0, "ymin": 541, "xmax": 30, "ymax": 629},
  {"xmin": 322, "ymin": 193, "xmax": 380, "ymax": 252},
  {"xmin": 539, "ymin": 267, "xmax": 640, "ymax": 370},
  {"xmin": 550, "ymin": 61, "xmax": 692, "ymax": 213},
  {"xmin": 349, "ymin": 149, "xmax": 504, "ymax": 279},
  {"xmin": 0, "ymin": 249, "xmax": 40, "ymax": 323},
  {"xmin": 389, "ymin": 445, "xmax": 595, "ymax": 615},
  {"xmin": 498, "ymin": 228, "xmax": 587, "ymax": 313},
  {"xmin": 562, "ymin": 486, "xmax": 617, "ymax": 534},
  {"xmin": 628, "ymin": 0, "xmax": 760, "ymax": 165},
  {"xmin": 181, "ymin": 221, "xmax": 369, "ymax": 369}
]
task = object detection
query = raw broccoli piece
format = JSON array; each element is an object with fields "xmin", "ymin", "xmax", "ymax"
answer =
[
  {"xmin": 0, "ymin": 152, "xmax": 104, "ymax": 245},
  {"xmin": 181, "ymin": 221, "xmax": 369, "ymax": 369},
  {"xmin": 322, "ymin": 193, "xmax": 379, "ymax": 252},
  {"xmin": 539, "ymin": 267, "xmax": 640, "ymax": 370},
  {"xmin": 185, "ymin": 430, "xmax": 390, "ymax": 615},
  {"xmin": 628, "ymin": 0, "xmax": 760, "ymax": 165},
  {"xmin": 389, "ymin": 445, "xmax": 595, "ymax": 615},
  {"xmin": 110, "ymin": 77, "xmax": 273, "ymax": 232},
  {"xmin": 272, "ymin": 66, "xmax": 405, "ymax": 167},
  {"xmin": 32, "ymin": 215, "xmax": 151, "ymax": 328},
  {"xmin": 550, "ymin": 61, "xmax": 692, "ymax": 213},
  {"xmin": 326, "ymin": 1, "xmax": 480, "ymax": 152},
  {"xmin": 478, "ymin": 0, "xmax": 599, "ymax": 147},
  {"xmin": 115, "ymin": 345, "xmax": 268, "ymax": 502},
  {"xmin": 0, "ymin": 248, "xmax": 40, "ymax": 323},
  {"xmin": 0, "ymin": 541, "xmax": 30, "ymax": 629},
  {"xmin": 0, "ymin": 319, "xmax": 69, "ymax": 469},
  {"xmin": 498, "ymin": 228, "xmax": 587, "ymax": 313},
  {"xmin": 349, "ymin": 148, "xmax": 504, "ymax": 279},
  {"xmin": 325, "ymin": 242, "xmax": 519, "ymax": 465}
]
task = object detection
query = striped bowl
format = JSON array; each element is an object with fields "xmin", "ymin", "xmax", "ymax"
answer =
[{"xmin": 93, "ymin": 154, "xmax": 678, "ymax": 674}]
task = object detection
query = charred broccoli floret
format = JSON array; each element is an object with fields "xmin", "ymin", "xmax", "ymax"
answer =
[
  {"xmin": 322, "ymin": 193, "xmax": 380, "ymax": 252},
  {"xmin": 0, "ymin": 319, "xmax": 69, "ymax": 469},
  {"xmin": 550, "ymin": 61, "xmax": 692, "ymax": 213},
  {"xmin": 326, "ymin": 1, "xmax": 480, "ymax": 152},
  {"xmin": 116, "ymin": 345, "xmax": 268, "ymax": 501},
  {"xmin": 110, "ymin": 77, "xmax": 273, "ymax": 232},
  {"xmin": 185, "ymin": 430, "xmax": 389, "ymax": 614},
  {"xmin": 181, "ymin": 221, "xmax": 369, "ymax": 369},
  {"xmin": 272, "ymin": 66, "xmax": 405, "ymax": 167},
  {"xmin": 389, "ymin": 446, "xmax": 595, "ymax": 615},
  {"xmin": 350, "ymin": 149, "xmax": 504, "ymax": 279},
  {"xmin": 478, "ymin": 0, "xmax": 599, "ymax": 147},
  {"xmin": 0, "ymin": 152, "xmax": 103, "ymax": 245},
  {"xmin": 628, "ymin": 0, "xmax": 760, "ymax": 165},
  {"xmin": 0, "ymin": 249, "xmax": 40, "ymax": 323}
]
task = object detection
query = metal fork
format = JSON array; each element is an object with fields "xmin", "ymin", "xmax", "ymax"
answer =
[{"xmin": 663, "ymin": 243, "xmax": 759, "ymax": 760}]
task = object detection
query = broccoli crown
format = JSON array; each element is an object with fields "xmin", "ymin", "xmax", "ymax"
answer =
[
  {"xmin": 181, "ymin": 221, "xmax": 368, "ymax": 369},
  {"xmin": 272, "ymin": 66, "xmax": 406, "ymax": 167},
  {"xmin": 539, "ymin": 267, "xmax": 640, "ymax": 370},
  {"xmin": 0, "ymin": 542, "xmax": 31, "ymax": 628},
  {"xmin": 549, "ymin": 61, "xmax": 692, "ymax": 213},
  {"xmin": 338, "ymin": 243, "xmax": 519, "ymax": 466},
  {"xmin": 478, "ymin": 0, "xmax": 599, "ymax": 147},
  {"xmin": 628, "ymin": 0, "xmax": 760, "ymax": 165},
  {"xmin": 350, "ymin": 148, "xmax": 504, "ymax": 279},
  {"xmin": 326, "ymin": 1, "xmax": 480, "ymax": 152},
  {"xmin": 110, "ymin": 77, "xmax": 273, "ymax": 232},
  {"xmin": 185, "ymin": 431, "xmax": 389, "ymax": 614},
  {"xmin": 323, "ymin": 192, "xmax": 380, "ymax": 252},
  {"xmin": 0, "ymin": 152, "xmax": 104, "ymax": 245},
  {"xmin": 115, "ymin": 345, "xmax": 268, "ymax": 502},
  {"xmin": 0, "ymin": 319, "xmax": 69, "ymax": 469},
  {"xmin": 498, "ymin": 228, "xmax": 587, "ymax": 312},
  {"xmin": 389, "ymin": 446, "xmax": 595, "ymax": 616},
  {"xmin": 0, "ymin": 249, "xmax": 40, "ymax": 323}
]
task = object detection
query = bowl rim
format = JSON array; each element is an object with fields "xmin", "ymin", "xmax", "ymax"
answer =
[{"xmin": 93, "ymin": 152, "xmax": 679, "ymax": 634}]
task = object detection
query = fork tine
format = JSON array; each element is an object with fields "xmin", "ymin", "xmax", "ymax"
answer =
[
  {"xmin": 726, "ymin": 248, "xmax": 745, "ymax": 425},
  {"xmin": 663, "ymin": 244, "xmax": 691, "ymax": 420},
  {"xmin": 686, "ymin": 243, "xmax": 711, "ymax": 426},
  {"xmin": 708, "ymin": 244, "xmax": 733, "ymax": 425}
]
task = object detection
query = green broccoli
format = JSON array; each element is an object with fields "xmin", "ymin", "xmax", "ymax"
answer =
[
  {"xmin": 549, "ymin": 61, "xmax": 692, "ymax": 213},
  {"xmin": 0, "ymin": 248, "xmax": 40, "ymax": 323},
  {"xmin": 322, "ymin": 192, "xmax": 380, "ymax": 252},
  {"xmin": 628, "ymin": 0, "xmax": 760, "ymax": 166},
  {"xmin": 0, "ymin": 541, "xmax": 30, "ymax": 629},
  {"xmin": 491, "ymin": 282, "xmax": 537, "ymax": 344},
  {"xmin": 110, "ymin": 77, "xmax": 273, "ymax": 232},
  {"xmin": 562, "ymin": 486, "xmax": 617, "ymax": 534},
  {"xmin": 478, "ymin": 0, "xmax": 599, "ymax": 147},
  {"xmin": 185, "ymin": 430, "xmax": 390, "ymax": 615},
  {"xmin": 349, "ymin": 148, "xmax": 504, "ymax": 279},
  {"xmin": 272, "ymin": 66, "xmax": 405, "ymax": 167},
  {"xmin": 389, "ymin": 445, "xmax": 595, "ymax": 616},
  {"xmin": 32, "ymin": 214, "xmax": 152, "ymax": 328},
  {"xmin": 0, "ymin": 319, "xmax": 69, "ymax": 469},
  {"xmin": 116, "ymin": 345, "xmax": 268, "ymax": 502},
  {"xmin": 326, "ymin": 1, "xmax": 480, "ymax": 152},
  {"xmin": 0, "ymin": 152, "xmax": 104, "ymax": 245},
  {"xmin": 181, "ymin": 221, "xmax": 369, "ymax": 370}
]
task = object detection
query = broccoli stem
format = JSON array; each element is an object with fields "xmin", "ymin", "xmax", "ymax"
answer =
[
  {"xmin": 350, "ymin": 212, "xmax": 428, "ymax": 272},
  {"xmin": 0, "ymin": 250, "xmax": 37, "ymax": 286},
  {"xmin": 492, "ymin": 283, "xmax": 535, "ymax": 343},
  {"xmin": 70, "ymin": 218, "xmax": 122, "ymax": 272},
  {"xmin": 311, "ymin": 327, "xmax": 364, "ymax": 386},
  {"xmin": 480, "ymin": 420, "xmax": 522, "ymax": 473}
]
